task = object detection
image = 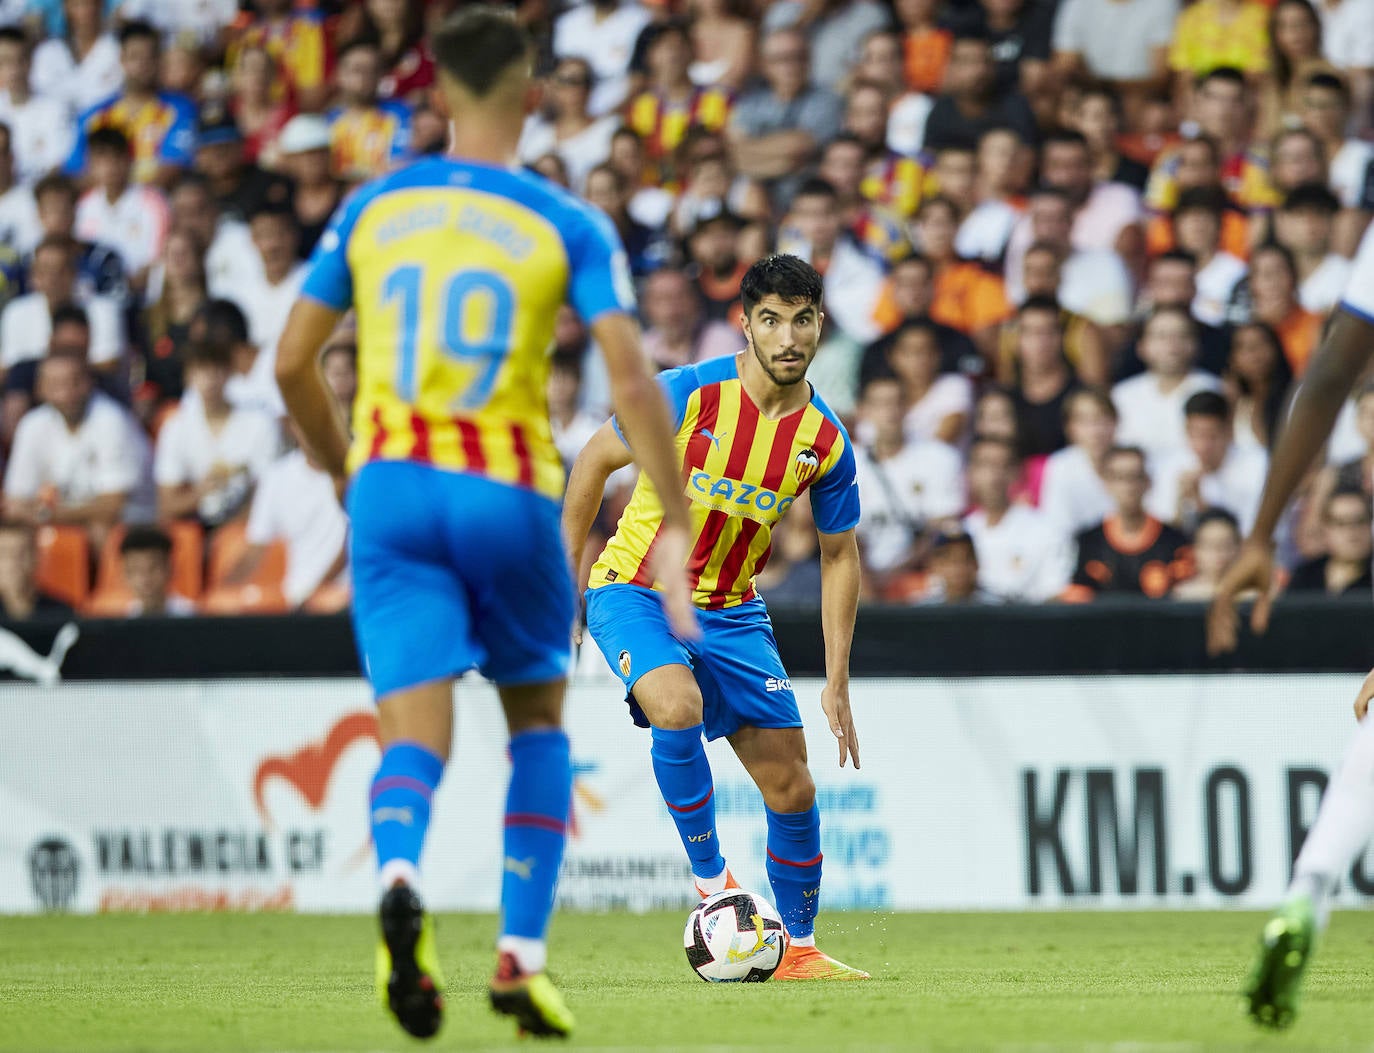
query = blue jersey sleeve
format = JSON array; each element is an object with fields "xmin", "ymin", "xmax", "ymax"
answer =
[
  {"xmin": 158, "ymin": 95, "xmax": 197, "ymax": 167},
  {"xmin": 387, "ymin": 102, "xmax": 412, "ymax": 165},
  {"xmin": 809, "ymin": 435, "xmax": 860, "ymax": 534},
  {"xmin": 564, "ymin": 204, "xmax": 637, "ymax": 325},
  {"xmin": 300, "ymin": 184, "xmax": 375, "ymax": 311},
  {"xmin": 62, "ymin": 103, "xmax": 100, "ymax": 175},
  {"xmin": 611, "ymin": 363, "xmax": 697, "ymax": 445}
]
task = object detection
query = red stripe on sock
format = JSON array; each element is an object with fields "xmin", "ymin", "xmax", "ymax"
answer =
[
  {"xmin": 371, "ymin": 775, "xmax": 434, "ymax": 802},
  {"xmin": 505, "ymin": 813, "xmax": 567, "ymax": 835},
  {"xmin": 767, "ymin": 848, "xmax": 823, "ymax": 868},
  {"xmin": 665, "ymin": 786, "xmax": 714, "ymax": 813}
]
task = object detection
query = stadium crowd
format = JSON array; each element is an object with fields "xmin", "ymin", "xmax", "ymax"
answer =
[{"xmin": 0, "ymin": 0, "xmax": 1372, "ymax": 620}]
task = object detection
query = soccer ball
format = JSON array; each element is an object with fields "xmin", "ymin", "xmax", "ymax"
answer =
[{"xmin": 683, "ymin": 889, "xmax": 788, "ymax": 982}]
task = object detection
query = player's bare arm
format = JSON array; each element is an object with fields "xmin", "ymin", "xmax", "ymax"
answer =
[
  {"xmin": 276, "ymin": 298, "xmax": 351, "ymax": 492},
  {"xmin": 592, "ymin": 311, "xmax": 698, "ymax": 640},
  {"xmin": 1207, "ymin": 310, "xmax": 1374, "ymax": 656},
  {"xmin": 817, "ymin": 526, "xmax": 861, "ymax": 769},
  {"xmin": 561, "ymin": 421, "xmax": 633, "ymax": 592}
]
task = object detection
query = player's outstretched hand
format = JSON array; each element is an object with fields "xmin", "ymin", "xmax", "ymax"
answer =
[
  {"xmin": 652, "ymin": 523, "xmax": 700, "ymax": 641},
  {"xmin": 1205, "ymin": 540, "xmax": 1276, "ymax": 657},
  {"xmin": 821, "ymin": 682, "xmax": 860, "ymax": 770}
]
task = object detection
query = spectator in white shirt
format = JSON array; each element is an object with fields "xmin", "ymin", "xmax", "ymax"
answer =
[
  {"xmin": 1147, "ymin": 389, "xmax": 1268, "ymax": 534},
  {"xmin": 74, "ymin": 126, "xmax": 169, "ymax": 295},
  {"xmin": 0, "ymin": 120, "xmax": 41, "ymax": 257},
  {"xmin": 31, "ymin": 0, "xmax": 124, "ymax": 118},
  {"xmin": 552, "ymin": 0, "xmax": 651, "ymax": 117},
  {"xmin": 853, "ymin": 374, "xmax": 964, "ymax": 579},
  {"xmin": 235, "ymin": 200, "xmax": 307, "ymax": 358},
  {"xmin": 1039, "ymin": 387, "xmax": 1118, "ymax": 537},
  {"xmin": 0, "ymin": 234, "xmax": 122, "ymax": 369},
  {"xmin": 1112, "ymin": 305, "xmax": 1223, "ymax": 461},
  {"xmin": 118, "ymin": 524, "xmax": 196, "ymax": 616},
  {"xmin": 2, "ymin": 348, "xmax": 154, "ymax": 544},
  {"xmin": 159, "ymin": 172, "xmax": 261, "ymax": 302},
  {"xmin": 1039, "ymin": 127, "xmax": 1144, "ymax": 263},
  {"xmin": 963, "ymin": 434, "xmax": 1073, "ymax": 602},
  {"xmin": 0, "ymin": 27, "xmax": 74, "ymax": 187},
  {"xmin": 516, "ymin": 57, "xmax": 618, "ymax": 195},
  {"xmin": 1173, "ymin": 186, "xmax": 1247, "ymax": 327},
  {"xmin": 188, "ymin": 298, "xmax": 283, "ymax": 418},
  {"xmin": 154, "ymin": 337, "xmax": 279, "ymax": 527},
  {"xmin": 884, "ymin": 319, "xmax": 973, "ymax": 446},
  {"xmin": 228, "ymin": 423, "xmax": 349, "ymax": 609},
  {"xmin": 1297, "ymin": 71, "xmax": 1374, "ymax": 254},
  {"xmin": 1273, "ymin": 183, "xmax": 1352, "ymax": 313}
]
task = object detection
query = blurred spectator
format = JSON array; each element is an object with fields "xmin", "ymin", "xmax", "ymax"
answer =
[
  {"xmin": 893, "ymin": 0, "xmax": 950, "ymax": 95},
  {"xmin": 164, "ymin": 172, "xmax": 260, "ymax": 303},
  {"xmin": 118, "ymin": 524, "xmax": 195, "ymax": 616},
  {"xmin": 777, "ymin": 177, "xmax": 884, "ymax": 343},
  {"xmin": 137, "ymin": 226, "xmax": 207, "ymax": 409},
  {"xmin": 189, "ymin": 298, "xmax": 281, "ymax": 419},
  {"xmin": 1168, "ymin": 0, "xmax": 1271, "ymax": 89},
  {"xmin": 853, "ymin": 374, "xmax": 964, "ymax": 580},
  {"xmin": 1067, "ymin": 444, "xmax": 1192, "ymax": 598},
  {"xmin": 1241, "ymin": 241, "xmax": 1322, "ymax": 375},
  {"xmin": 1268, "ymin": 126, "xmax": 1328, "ymax": 207},
  {"xmin": 1287, "ymin": 487, "xmax": 1374, "ymax": 595},
  {"xmin": 764, "ymin": 0, "xmax": 892, "ymax": 96},
  {"xmin": 1052, "ymin": 0, "xmax": 1177, "ymax": 121},
  {"xmin": 607, "ymin": 126, "xmax": 677, "ymax": 230},
  {"xmin": 1273, "ymin": 183, "xmax": 1349, "ymax": 313},
  {"xmin": 2, "ymin": 348, "xmax": 154, "ymax": 541},
  {"xmin": 120, "ymin": 0, "xmax": 232, "ymax": 50},
  {"xmin": 884, "ymin": 318, "xmax": 973, "ymax": 446},
  {"xmin": 0, "ymin": 520, "xmax": 73, "ymax": 620},
  {"xmin": 687, "ymin": 0, "xmax": 756, "ymax": 92},
  {"xmin": 1302, "ymin": 383, "xmax": 1374, "ymax": 539},
  {"xmin": 915, "ymin": 195, "xmax": 1011, "ymax": 351},
  {"xmin": 931, "ymin": 145, "xmax": 977, "ymax": 221},
  {"xmin": 1112, "ymin": 305, "xmax": 1223, "ymax": 461},
  {"xmin": 1008, "ymin": 296, "xmax": 1079, "ymax": 456},
  {"xmin": 238, "ymin": 201, "xmax": 305, "ymax": 357},
  {"xmin": 0, "ymin": 123, "xmax": 42, "ymax": 260},
  {"xmin": 74, "ymin": 127, "xmax": 168, "ymax": 295},
  {"xmin": 194, "ymin": 116, "xmax": 293, "ymax": 226},
  {"xmin": 972, "ymin": 383, "xmax": 1044, "ymax": 500},
  {"xmin": 553, "ymin": 0, "xmax": 651, "ymax": 117},
  {"xmin": 923, "ymin": 32, "xmax": 1037, "ymax": 151},
  {"xmin": 320, "ymin": 315, "xmax": 357, "ymax": 417},
  {"xmin": 31, "ymin": 0, "xmax": 123, "ymax": 119},
  {"xmin": 817, "ymin": 134, "xmax": 911, "ymax": 265},
  {"xmin": 1173, "ymin": 186, "xmax": 1247, "ymax": 326},
  {"xmin": 727, "ymin": 27, "xmax": 843, "ymax": 208},
  {"xmin": 276, "ymin": 115, "xmax": 341, "ymax": 258},
  {"xmin": 1040, "ymin": 387, "xmax": 1117, "ymax": 537},
  {"xmin": 945, "ymin": 0, "xmax": 1053, "ymax": 106},
  {"xmin": 1298, "ymin": 72, "xmax": 1374, "ymax": 243},
  {"xmin": 627, "ymin": 22, "xmax": 731, "ymax": 190},
  {"xmin": 361, "ymin": 0, "xmax": 434, "ymax": 106},
  {"xmin": 226, "ymin": 0, "xmax": 330, "ymax": 114},
  {"xmin": 549, "ymin": 353, "xmax": 602, "ymax": 477},
  {"xmin": 585, "ymin": 162, "xmax": 671, "ymax": 279},
  {"xmin": 672, "ymin": 130, "xmax": 770, "ymax": 231},
  {"xmin": 681, "ymin": 199, "xmax": 747, "ymax": 327},
  {"xmin": 1314, "ymin": 0, "xmax": 1374, "ymax": 130},
  {"xmin": 963, "ymin": 434, "xmax": 1072, "ymax": 601},
  {"xmin": 640, "ymin": 267, "xmax": 740, "ymax": 369},
  {"xmin": 1142, "ymin": 135, "xmax": 1252, "ymax": 260},
  {"xmin": 1120, "ymin": 249, "xmax": 1231, "ymax": 377},
  {"xmin": 64, "ymin": 21, "xmax": 197, "ymax": 189},
  {"xmin": 0, "ymin": 28, "xmax": 73, "ymax": 186},
  {"xmin": 955, "ymin": 125, "xmax": 1029, "ymax": 266},
  {"xmin": 326, "ymin": 38, "xmax": 411, "ymax": 185},
  {"xmin": 1073, "ymin": 84, "xmax": 1150, "ymax": 193},
  {"xmin": 863, "ymin": 253, "xmax": 982, "ymax": 383},
  {"xmin": 917, "ymin": 529, "xmax": 999, "ymax": 604},
  {"xmin": 1147, "ymin": 389, "xmax": 1266, "ymax": 533},
  {"xmin": 1045, "ymin": 127, "xmax": 1144, "ymax": 267},
  {"xmin": 154, "ymin": 338, "xmax": 278, "ymax": 528},
  {"xmin": 848, "ymin": 28, "xmax": 932, "ymax": 158},
  {"xmin": 1226, "ymin": 320, "xmax": 1294, "ymax": 451},
  {"xmin": 0, "ymin": 303, "xmax": 101, "ymax": 443},
  {"xmin": 160, "ymin": 41, "xmax": 205, "ymax": 105},
  {"xmin": 1258, "ymin": 0, "xmax": 1335, "ymax": 140},
  {"xmin": 517, "ymin": 57, "xmax": 617, "ymax": 195},
  {"xmin": 752, "ymin": 490, "xmax": 823, "ymax": 603},
  {"xmin": 843, "ymin": 80, "xmax": 925, "ymax": 221},
  {"xmin": 32, "ymin": 173, "xmax": 125, "ymax": 304},
  {"xmin": 230, "ymin": 421, "xmax": 348, "ymax": 610},
  {"xmin": 1171, "ymin": 507, "xmax": 1243, "ymax": 600},
  {"xmin": 998, "ymin": 276, "xmax": 1107, "ymax": 386},
  {"xmin": 228, "ymin": 46, "xmax": 294, "ymax": 168},
  {"xmin": 0, "ymin": 236, "xmax": 122, "ymax": 369}
]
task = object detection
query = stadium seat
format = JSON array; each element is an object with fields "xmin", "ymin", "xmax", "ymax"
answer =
[
  {"xmin": 34, "ymin": 525, "xmax": 90, "ymax": 608},
  {"xmin": 84, "ymin": 521, "xmax": 207, "ymax": 615},
  {"xmin": 201, "ymin": 521, "xmax": 288, "ymax": 614},
  {"xmin": 302, "ymin": 581, "xmax": 350, "ymax": 614}
]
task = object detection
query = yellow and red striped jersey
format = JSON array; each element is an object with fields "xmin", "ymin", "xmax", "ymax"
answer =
[
  {"xmin": 228, "ymin": 13, "xmax": 329, "ymax": 106},
  {"xmin": 625, "ymin": 87, "xmax": 732, "ymax": 187},
  {"xmin": 301, "ymin": 156, "xmax": 637, "ymax": 500},
  {"xmin": 591, "ymin": 355, "xmax": 860, "ymax": 609}
]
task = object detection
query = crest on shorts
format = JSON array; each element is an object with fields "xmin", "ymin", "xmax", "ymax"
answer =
[
  {"xmin": 794, "ymin": 448, "xmax": 820, "ymax": 486},
  {"xmin": 618, "ymin": 650, "xmax": 632, "ymax": 678}
]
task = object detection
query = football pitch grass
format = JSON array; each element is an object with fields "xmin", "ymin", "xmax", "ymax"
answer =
[{"xmin": 4, "ymin": 911, "xmax": 1374, "ymax": 1052}]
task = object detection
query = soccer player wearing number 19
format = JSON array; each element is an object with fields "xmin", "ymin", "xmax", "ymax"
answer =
[
  {"xmin": 564, "ymin": 254, "xmax": 870, "ymax": 981},
  {"xmin": 273, "ymin": 8, "xmax": 697, "ymax": 1042}
]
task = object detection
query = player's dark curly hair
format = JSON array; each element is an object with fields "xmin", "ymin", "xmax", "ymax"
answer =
[{"xmin": 739, "ymin": 254, "xmax": 823, "ymax": 319}]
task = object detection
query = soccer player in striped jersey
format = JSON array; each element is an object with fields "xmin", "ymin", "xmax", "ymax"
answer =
[
  {"xmin": 274, "ymin": 8, "xmax": 695, "ymax": 1041},
  {"xmin": 563, "ymin": 254, "xmax": 870, "ymax": 981},
  {"xmin": 1209, "ymin": 223, "xmax": 1374, "ymax": 1028}
]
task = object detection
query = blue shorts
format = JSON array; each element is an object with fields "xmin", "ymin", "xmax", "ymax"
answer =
[
  {"xmin": 583, "ymin": 584, "xmax": 800, "ymax": 741},
  {"xmin": 348, "ymin": 461, "xmax": 574, "ymax": 699}
]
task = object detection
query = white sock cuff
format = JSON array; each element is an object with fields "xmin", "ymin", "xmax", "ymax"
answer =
[
  {"xmin": 497, "ymin": 935, "xmax": 547, "ymax": 974},
  {"xmin": 379, "ymin": 859, "xmax": 421, "ymax": 895}
]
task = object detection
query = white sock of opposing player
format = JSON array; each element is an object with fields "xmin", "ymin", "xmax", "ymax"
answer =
[
  {"xmin": 1288, "ymin": 715, "xmax": 1374, "ymax": 928},
  {"xmin": 694, "ymin": 865, "xmax": 731, "ymax": 896}
]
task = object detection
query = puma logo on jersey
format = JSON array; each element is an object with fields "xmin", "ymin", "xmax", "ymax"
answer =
[{"xmin": 700, "ymin": 428, "xmax": 728, "ymax": 451}]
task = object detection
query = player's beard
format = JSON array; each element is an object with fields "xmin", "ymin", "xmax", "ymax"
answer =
[{"xmin": 751, "ymin": 340, "xmax": 811, "ymax": 387}]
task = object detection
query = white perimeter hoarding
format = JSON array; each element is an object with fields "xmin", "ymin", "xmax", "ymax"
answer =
[{"xmin": 3, "ymin": 673, "xmax": 1374, "ymax": 914}]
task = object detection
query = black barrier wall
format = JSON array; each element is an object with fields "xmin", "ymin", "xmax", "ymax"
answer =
[{"xmin": 1, "ymin": 595, "xmax": 1370, "ymax": 679}]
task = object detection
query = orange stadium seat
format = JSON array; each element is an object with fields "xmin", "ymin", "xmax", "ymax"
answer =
[
  {"xmin": 200, "ymin": 520, "xmax": 289, "ymax": 614},
  {"xmin": 34, "ymin": 525, "xmax": 90, "ymax": 608},
  {"xmin": 84, "ymin": 521, "xmax": 207, "ymax": 615}
]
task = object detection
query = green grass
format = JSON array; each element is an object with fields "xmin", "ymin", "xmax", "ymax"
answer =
[{"xmin": 4, "ymin": 911, "xmax": 1374, "ymax": 1051}]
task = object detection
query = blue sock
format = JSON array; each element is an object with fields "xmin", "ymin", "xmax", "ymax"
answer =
[
  {"xmin": 371, "ymin": 742, "xmax": 445, "ymax": 883},
  {"xmin": 765, "ymin": 805, "xmax": 822, "ymax": 939},
  {"xmin": 650, "ymin": 724, "xmax": 725, "ymax": 879},
  {"xmin": 501, "ymin": 728, "xmax": 572, "ymax": 941}
]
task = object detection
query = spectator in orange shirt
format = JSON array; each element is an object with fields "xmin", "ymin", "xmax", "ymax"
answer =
[
  {"xmin": 893, "ymin": 0, "xmax": 951, "ymax": 94},
  {"xmin": 916, "ymin": 195, "xmax": 1012, "ymax": 352},
  {"xmin": 1244, "ymin": 241, "xmax": 1322, "ymax": 376}
]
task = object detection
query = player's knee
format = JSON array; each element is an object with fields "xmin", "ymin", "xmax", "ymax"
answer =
[
  {"xmin": 648, "ymin": 693, "xmax": 705, "ymax": 730},
  {"xmin": 761, "ymin": 763, "xmax": 815, "ymax": 814}
]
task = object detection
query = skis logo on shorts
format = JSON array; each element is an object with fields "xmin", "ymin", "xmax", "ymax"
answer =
[
  {"xmin": 794, "ymin": 447, "xmax": 820, "ymax": 486},
  {"xmin": 618, "ymin": 650, "xmax": 632, "ymax": 677}
]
